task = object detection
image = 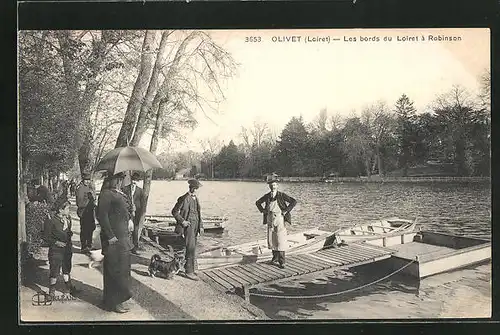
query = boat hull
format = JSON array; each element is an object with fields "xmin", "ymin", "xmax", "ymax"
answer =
[
  {"xmin": 363, "ymin": 230, "xmax": 491, "ymax": 279},
  {"xmin": 145, "ymin": 215, "xmax": 227, "ymax": 233}
]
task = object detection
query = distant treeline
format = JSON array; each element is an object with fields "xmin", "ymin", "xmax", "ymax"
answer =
[{"xmin": 155, "ymin": 90, "xmax": 490, "ymax": 180}]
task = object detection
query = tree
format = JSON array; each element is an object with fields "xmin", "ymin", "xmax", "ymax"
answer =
[
  {"xmin": 214, "ymin": 140, "xmax": 244, "ymax": 178},
  {"xmin": 341, "ymin": 116, "xmax": 373, "ymax": 177},
  {"xmin": 394, "ymin": 94, "xmax": 417, "ymax": 176},
  {"xmin": 363, "ymin": 101, "xmax": 395, "ymax": 177},
  {"xmin": 112, "ymin": 30, "xmax": 237, "ymax": 233},
  {"xmin": 274, "ymin": 116, "xmax": 310, "ymax": 176},
  {"xmin": 433, "ymin": 85, "xmax": 480, "ymax": 176},
  {"xmin": 200, "ymin": 137, "xmax": 223, "ymax": 179}
]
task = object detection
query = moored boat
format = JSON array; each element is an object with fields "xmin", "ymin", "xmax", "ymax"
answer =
[
  {"xmin": 145, "ymin": 214, "xmax": 227, "ymax": 233},
  {"xmin": 197, "ymin": 228, "xmax": 337, "ymax": 270},
  {"xmin": 362, "ymin": 230, "xmax": 491, "ymax": 279},
  {"xmin": 196, "ymin": 217, "xmax": 418, "ymax": 270},
  {"xmin": 331, "ymin": 217, "xmax": 418, "ymax": 246}
]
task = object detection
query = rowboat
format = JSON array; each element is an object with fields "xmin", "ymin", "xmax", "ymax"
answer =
[
  {"xmin": 194, "ymin": 217, "xmax": 417, "ymax": 270},
  {"xmin": 330, "ymin": 217, "xmax": 418, "ymax": 246},
  {"xmin": 359, "ymin": 230, "xmax": 491, "ymax": 279},
  {"xmin": 145, "ymin": 214, "xmax": 227, "ymax": 233},
  {"xmin": 197, "ymin": 228, "xmax": 337, "ymax": 270}
]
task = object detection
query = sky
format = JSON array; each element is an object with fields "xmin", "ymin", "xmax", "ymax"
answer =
[{"xmin": 144, "ymin": 28, "xmax": 490, "ymax": 153}]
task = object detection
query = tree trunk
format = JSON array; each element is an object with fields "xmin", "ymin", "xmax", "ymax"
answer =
[
  {"xmin": 57, "ymin": 31, "xmax": 109, "ymax": 177},
  {"xmin": 78, "ymin": 128, "xmax": 93, "ymax": 175},
  {"xmin": 131, "ymin": 31, "xmax": 171, "ymax": 146},
  {"xmin": 376, "ymin": 145, "xmax": 384, "ymax": 177},
  {"xmin": 115, "ymin": 31, "xmax": 158, "ymax": 148},
  {"xmin": 136, "ymin": 98, "xmax": 167, "ymax": 235},
  {"xmin": 133, "ymin": 31, "xmax": 199, "ymax": 145}
]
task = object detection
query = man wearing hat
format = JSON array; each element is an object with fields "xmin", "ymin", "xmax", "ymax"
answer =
[
  {"xmin": 76, "ymin": 171, "xmax": 96, "ymax": 253},
  {"xmin": 255, "ymin": 173, "xmax": 297, "ymax": 268},
  {"xmin": 171, "ymin": 179, "xmax": 204, "ymax": 281},
  {"xmin": 97, "ymin": 171, "xmax": 134, "ymax": 313},
  {"xmin": 122, "ymin": 172, "xmax": 145, "ymax": 255}
]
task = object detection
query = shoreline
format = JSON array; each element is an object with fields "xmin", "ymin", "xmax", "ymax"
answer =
[{"xmin": 154, "ymin": 176, "xmax": 491, "ymax": 183}]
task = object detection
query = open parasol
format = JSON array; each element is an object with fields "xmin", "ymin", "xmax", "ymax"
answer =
[{"xmin": 94, "ymin": 146, "xmax": 163, "ymax": 175}]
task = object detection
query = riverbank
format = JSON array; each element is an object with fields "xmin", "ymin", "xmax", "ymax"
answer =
[
  {"xmin": 157, "ymin": 176, "xmax": 490, "ymax": 183},
  {"xmin": 19, "ymin": 204, "xmax": 268, "ymax": 322}
]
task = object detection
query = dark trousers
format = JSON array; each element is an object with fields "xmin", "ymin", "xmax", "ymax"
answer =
[
  {"xmin": 80, "ymin": 217, "xmax": 95, "ymax": 250},
  {"xmin": 272, "ymin": 250, "xmax": 285, "ymax": 265},
  {"xmin": 48, "ymin": 244, "xmax": 72, "ymax": 278},
  {"xmin": 183, "ymin": 221, "xmax": 199, "ymax": 274},
  {"xmin": 103, "ymin": 242, "xmax": 132, "ymax": 308}
]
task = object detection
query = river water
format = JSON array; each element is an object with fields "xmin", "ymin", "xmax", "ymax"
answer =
[{"xmin": 146, "ymin": 180, "xmax": 491, "ymax": 319}]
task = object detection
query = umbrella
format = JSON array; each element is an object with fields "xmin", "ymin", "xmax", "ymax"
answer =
[{"xmin": 94, "ymin": 146, "xmax": 163, "ymax": 175}]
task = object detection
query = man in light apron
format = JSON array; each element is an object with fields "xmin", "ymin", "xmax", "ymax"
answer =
[{"xmin": 255, "ymin": 174, "xmax": 297, "ymax": 268}]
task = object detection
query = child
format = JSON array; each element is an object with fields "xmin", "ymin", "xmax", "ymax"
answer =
[{"xmin": 44, "ymin": 197, "xmax": 79, "ymax": 298}]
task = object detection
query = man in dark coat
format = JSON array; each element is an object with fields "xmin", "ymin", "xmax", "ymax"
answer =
[
  {"xmin": 122, "ymin": 172, "xmax": 145, "ymax": 255},
  {"xmin": 171, "ymin": 179, "xmax": 204, "ymax": 281},
  {"xmin": 76, "ymin": 172, "xmax": 96, "ymax": 253},
  {"xmin": 97, "ymin": 172, "xmax": 134, "ymax": 313},
  {"xmin": 255, "ymin": 174, "xmax": 297, "ymax": 268}
]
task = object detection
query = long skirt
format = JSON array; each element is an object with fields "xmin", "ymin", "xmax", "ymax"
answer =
[{"xmin": 102, "ymin": 242, "xmax": 132, "ymax": 308}]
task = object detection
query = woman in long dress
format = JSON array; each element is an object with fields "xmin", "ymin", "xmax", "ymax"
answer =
[
  {"xmin": 97, "ymin": 172, "xmax": 134, "ymax": 313},
  {"xmin": 255, "ymin": 174, "xmax": 297, "ymax": 268}
]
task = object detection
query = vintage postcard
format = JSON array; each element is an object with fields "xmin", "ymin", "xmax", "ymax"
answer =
[{"xmin": 18, "ymin": 28, "xmax": 491, "ymax": 322}]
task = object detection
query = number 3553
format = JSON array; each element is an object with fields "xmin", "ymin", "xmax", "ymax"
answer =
[{"xmin": 245, "ymin": 36, "xmax": 262, "ymax": 42}]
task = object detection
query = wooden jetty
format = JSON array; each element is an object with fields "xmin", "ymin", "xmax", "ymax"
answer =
[{"xmin": 198, "ymin": 242, "xmax": 395, "ymax": 301}]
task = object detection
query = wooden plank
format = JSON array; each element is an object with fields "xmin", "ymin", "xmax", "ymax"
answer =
[
  {"xmin": 214, "ymin": 268, "xmax": 246, "ymax": 288},
  {"xmin": 318, "ymin": 253, "xmax": 351, "ymax": 266},
  {"xmin": 286, "ymin": 259, "xmax": 314, "ymax": 274},
  {"xmin": 285, "ymin": 258, "xmax": 312, "ymax": 273},
  {"xmin": 280, "ymin": 261, "xmax": 307, "ymax": 275},
  {"xmin": 236, "ymin": 266, "xmax": 269, "ymax": 283},
  {"xmin": 295, "ymin": 254, "xmax": 332, "ymax": 270},
  {"xmin": 290, "ymin": 256, "xmax": 325, "ymax": 271},
  {"xmin": 349, "ymin": 242, "xmax": 390, "ymax": 254},
  {"xmin": 343, "ymin": 245, "xmax": 383, "ymax": 258},
  {"xmin": 224, "ymin": 266, "xmax": 260, "ymax": 285},
  {"xmin": 297, "ymin": 254, "xmax": 334, "ymax": 269},
  {"xmin": 317, "ymin": 249, "xmax": 359, "ymax": 263},
  {"xmin": 258, "ymin": 262, "xmax": 295, "ymax": 277},
  {"xmin": 252, "ymin": 263, "xmax": 295, "ymax": 278},
  {"xmin": 346, "ymin": 247, "xmax": 387, "ymax": 260},
  {"xmin": 198, "ymin": 272, "xmax": 230, "ymax": 292},
  {"xmin": 203, "ymin": 270, "xmax": 235, "ymax": 291},
  {"xmin": 324, "ymin": 246, "xmax": 371, "ymax": 261},
  {"xmin": 247, "ymin": 263, "xmax": 281, "ymax": 279},
  {"xmin": 307, "ymin": 253, "xmax": 344, "ymax": 266},
  {"xmin": 218, "ymin": 267, "xmax": 252, "ymax": 287},
  {"xmin": 246, "ymin": 263, "xmax": 280, "ymax": 279},
  {"xmin": 327, "ymin": 247, "xmax": 372, "ymax": 262},
  {"xmin": 239, "ymin": 265, "xmax": 274, "ymax": 281}
]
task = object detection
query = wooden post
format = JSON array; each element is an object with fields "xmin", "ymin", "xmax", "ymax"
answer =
[
  {"xmin": 401, "ymin": 234, "xmax": 405, "ymax": 244},
  {"xmin": 243, "ymin": 286, "xmax": 250, "ymax": 302},
  {"xmin": 383, "ymin": 237, "xmax": 387, "ymax": 247}
]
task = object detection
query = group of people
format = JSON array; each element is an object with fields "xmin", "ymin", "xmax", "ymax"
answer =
[{"xmin": 31, "ymin": 170, "xmax": 297, "ymax": 314}]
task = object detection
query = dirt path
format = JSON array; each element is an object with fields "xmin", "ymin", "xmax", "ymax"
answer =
[{"xmin": 19, "ymin": 205, "xmax": 268, "ymax": 321}]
